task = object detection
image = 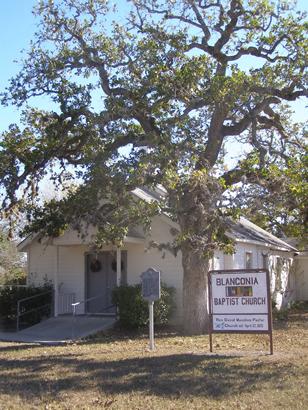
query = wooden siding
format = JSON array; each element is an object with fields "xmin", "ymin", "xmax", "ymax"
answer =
[{"xmin": 25, "ymin": 216, "xmax": 295, "ymax": 319}]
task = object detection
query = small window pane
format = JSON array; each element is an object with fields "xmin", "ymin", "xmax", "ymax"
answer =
[
  {"xmin": 262, "ymin": 254, "xmax": 268, "ymax": 269},
  {"xmin": 245, "ymin": 252, "xmax": 253, "ymax": 269}
]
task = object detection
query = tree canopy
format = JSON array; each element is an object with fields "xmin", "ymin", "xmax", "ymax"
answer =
[
  {"xmin": 0, "ymin": 0, "xmax": 307, "ymax": 333},
  {"xmin": 235, "ymin": 140, "xmax": 307, "ymax": 246},
  {"xmin": 0, "ymin": 225, "xmax": 26, "ymax": 285}
]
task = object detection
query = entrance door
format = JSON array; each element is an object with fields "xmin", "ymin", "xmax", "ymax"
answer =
[{"xmin": 86, "ymin": 252, "xmax": 126, "ymax": 314}]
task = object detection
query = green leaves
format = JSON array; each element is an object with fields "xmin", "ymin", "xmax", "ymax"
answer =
[
  {"xmin": 112, "ymin": 283, "xmax": 175, "ymax": 329},
  {"xmin": 0, "ymin": 0, "xmax": 306, "ymax": 248}
]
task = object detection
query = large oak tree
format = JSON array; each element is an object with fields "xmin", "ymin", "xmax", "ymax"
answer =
[{"xmin": 0, "ymin": 0, "xmax": 307, "ymax": 333}]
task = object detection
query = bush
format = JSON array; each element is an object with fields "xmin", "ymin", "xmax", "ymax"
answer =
[
  {"xmin": 0, "ymin": 268, "xmax": 27, "ymax": 286},
  {"xmin": 0, "ymin": 283, "xmax": 53, "ymax": 331},
  {"xmin": 112, "ymin": 283, "xmax": 175, "ymax": 329},
  {"xmin": 272, "ymin": 300, "xmax": 308, "ymax": 321},
  {"xmin": 288, "ymin": 300, "xmax": 308, "ymax": 312},
  {"xmin": 0, "ymin": 230, "xmax": 27, "ymax": 285}
]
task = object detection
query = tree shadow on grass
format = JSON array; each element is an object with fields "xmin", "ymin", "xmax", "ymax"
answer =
[
  {"xmin": 0, "ymin": 343, "xmax": 45, "ymax": 353},
  {"xmin": 0, "ymin": 351, "xmax": 299, "ymax": 403},
  {"xmin": 83, "ymin": 325, "xmax": 182, "ymax": 345}
]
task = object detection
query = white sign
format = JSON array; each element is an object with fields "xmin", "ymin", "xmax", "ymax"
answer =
[
  {"xmin": 211, "ymin": 271, "xmax": 268, "ymax": 314},
  {"xmin": 209, "ymin": 270, "xmax": 270, "ymax": 333},
  {"xmin": 213, "ymin": 314, "xmax": 269, "ymax": 331}
]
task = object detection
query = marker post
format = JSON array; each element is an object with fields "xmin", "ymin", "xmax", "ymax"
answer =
[{"xmin": 141, "ymin": 268, "xmax": 161, "ymax": 351}]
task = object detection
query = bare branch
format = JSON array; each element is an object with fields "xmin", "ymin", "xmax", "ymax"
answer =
[
  {"xmin": 250, "ymin": 84, "xmax": 308, "ymax": 101},
  {"xmin": 222, "ymin": 97, "xmax": 281, "ymax": 137},
  {"xmin": 213, "ymin": 0, "xmax": 243, "ymax": 52},
  {"xmin": 188, "ymin": 0, "xmax": 211, "ymax": 42}
]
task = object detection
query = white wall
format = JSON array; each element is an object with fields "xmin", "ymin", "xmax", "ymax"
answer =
[
  {"xmin": 57, "ymin": 245, "xmax": 88, "ymax": 306},
  {"xmin": 25, "ymin": 217, "xmax": 295, "ymax": 320},
  {"xmin": 227, "ymin": 243, "xmax": 262, "ymax": 270},
  {"xmin": 125, "ymin": 216, "xmax": 183, "ymax": 321},
  {"xmin": 268, "ymin": 251, "xmax": 295, "ymax": 309},
  {"xmin": 27, "ymin": 240, "xmax": 56, "ymax": 286},
  {"xmin": 294, "ymin": 255, "xmax": 308, "ymax": 301},
  {"xmin": 27, "ymin": 241, "xmax": 88, "ymax": 314},
  {"xmin": 223, "ymin": 244, "xmax": 295, "ymax": 310},
  {"xmin": 53, "ymin": 225, "xmax": 97, "ymax": 245},
  {"xmin": 212, "ymin": 250, "xmax": 225, "ymax": 270}
]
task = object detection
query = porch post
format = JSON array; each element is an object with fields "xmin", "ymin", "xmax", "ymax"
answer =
[
  {"xmin": 116, "ymin": 247, "xmax": 121, "ymax": 286},
  {"xmin": 26, "ymin": 248, "xmax": 31, "ymax": 286},
  {"xmin": 54, "ymin": 245, "xmax": 59, "ymax": 317}
]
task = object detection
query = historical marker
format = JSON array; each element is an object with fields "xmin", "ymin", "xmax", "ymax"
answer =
[
  {"xmin": 141, "ymin": 268, "xmax": 161, "ymax": 350},
  {"xmin": 141, "ymin": 267, "xmax": 161, "ymax": 301}
]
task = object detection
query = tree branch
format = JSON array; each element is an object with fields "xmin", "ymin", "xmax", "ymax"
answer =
[
  {"xmin": 222, "ymin": 97, "xmax": 281, "ymax": 137},
  {"xmin": 188, "ymin": 0, "xmax": 211, "ymax": 42},
  {"xmin": 213, "ymin": 0, "xmax": 243, "ymax": 53},
  {"xmin": 250, "ymin": 84, "xmax": 308, "ymax": 101}
]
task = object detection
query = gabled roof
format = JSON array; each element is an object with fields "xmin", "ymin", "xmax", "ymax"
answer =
[
  {"xmin": 133, "ymin": 187, "xmax": 297, "ymax": 252},
  {"xmin": 226, "ymin": 217, "xmax": 297, "ymax": 252},
  {"xmin": 17, "ymin": 226, "xmax": 145, "ymax": 252},
  {"xmin": 18, "ymin": 186, "xmax": 297, "ymax": 253},
  {"xmin": 17, "ymin": 233, "xmax": 40, "ymax": 252},
  {"xmin": 132, "ymin": 186, "xmax": 166, "ymax": 202}
]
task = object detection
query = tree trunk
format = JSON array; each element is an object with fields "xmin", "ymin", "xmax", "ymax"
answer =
[
  {"xmin": 176, "ymin": 172, "xmax": 223, "ymax": 334},
  {"xmin": 181, "ymin": 245, "xmax": 210, "ymax": 334}
]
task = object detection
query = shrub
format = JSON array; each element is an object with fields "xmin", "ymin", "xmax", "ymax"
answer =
[
  {"xmin": 272, "ymin": 300, "xmax": 308, "ymax": 321},
  {"xmin": 0, "ymin": 230, "xmax": 26, "ymax": 285},
  {"xmin": 112, "ymin": 283, "xmax": 175, "ymax": 329},
  {"xmin": 0, "ymin": 268, "xmax": 27, "ymax": 286},
  {"xmin": 0, "ymin": 283, "xmax": 53, "ymax": 331},
  {"xmin": 272, "ymin": 307, "xmax": 289, "ymax": 321},
  {"xmin": 288, "ymin": 300, "xmax": 308, "ymax": 312}
]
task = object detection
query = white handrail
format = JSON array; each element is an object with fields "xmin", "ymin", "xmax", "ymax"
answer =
[
  {"xmin": 71, "ymin": 295, "xmax": 103, "ymax": 315},
  {"xmin": 71, "ymin": 295, "xmax": 104, "ymax": 340},
  {"xmin": 71, "ymin": 295, "xmax": 102, "ymax": 308}
]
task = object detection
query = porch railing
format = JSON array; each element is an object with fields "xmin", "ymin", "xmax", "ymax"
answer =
[
  {"xmin": 58, "ymin": 293, "xmax": 76, "ymax": 314},
  {"xmin": 16, "ymin": 290, "xmax": 53, "ymax": 332},
  {"xmin": 71, "ymin": 295, "xmax": 115, "ymax": 339},
  {"xmin": 71, "ymin": 295, "xmax": 115, "ymax": 316},
  {"xmin": 0, "ymin": 284, "xmax": 28, "ymax": 289}
]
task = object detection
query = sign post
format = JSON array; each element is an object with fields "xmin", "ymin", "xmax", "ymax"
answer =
[
  {"xmin": 149, "ymin": 301, "xmax": 154, "ymax": 350},
  {"xmin": 141, "ymin": 267, "xmax": 161, "ymax": 351},
  {"xmin": 208, "ymin": 269, "xmax": 273, "ymax": 354}
]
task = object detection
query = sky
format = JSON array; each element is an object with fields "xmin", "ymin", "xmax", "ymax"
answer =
[{"xmin": 0, "ymin": 0, "xmax": 307, "ymax": 134}]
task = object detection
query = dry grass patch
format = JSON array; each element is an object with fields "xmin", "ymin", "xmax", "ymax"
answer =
[{"xmin": 0, "ymin": 313, "xmax": 307, "ymax": 409}]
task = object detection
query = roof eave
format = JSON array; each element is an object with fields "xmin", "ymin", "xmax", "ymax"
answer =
[
  {"xmin": 17, "ymin": 234, "xmax": 37, "ymax": 252},
  {"xmin": 229, "ymin": 235, "xmax": 296, "ymax": 252}
]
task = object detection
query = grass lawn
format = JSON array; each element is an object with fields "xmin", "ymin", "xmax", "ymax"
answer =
[{"xmin": 0, "ymin": 311, "xmax": 307, "ymax": 410}]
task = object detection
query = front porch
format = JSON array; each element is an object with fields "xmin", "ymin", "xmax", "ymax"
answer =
[
  {"xmin": 53, "ymin": 247, "xmax": 130, "ymax": 316},
  {"xmin": 19, "ymin": 228, "xmax": 146, "ymax": 317}
]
